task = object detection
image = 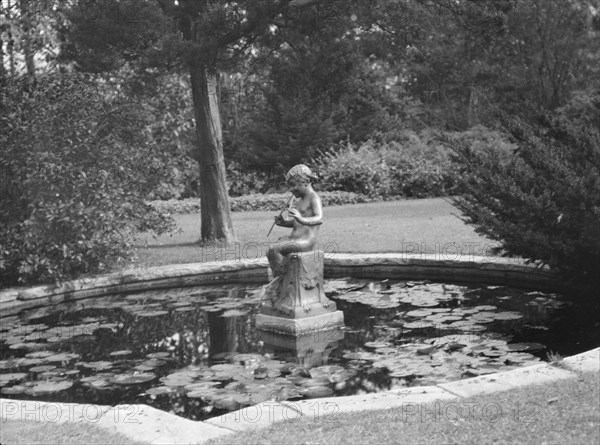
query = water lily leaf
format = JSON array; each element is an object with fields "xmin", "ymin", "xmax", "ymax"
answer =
[
  {"xmin": 45, "ymin": 353, "xmax": 80, "ymax": 363},
  {"xmin": 9, "ymin": 343, "xmax": 47, "ymax": 351},
  {"xmin": 1, "ymin": 385, "xmax": 27, "ymax": 395},
  {"xmin": 25, "ymin": 381, "xmax": 73, "ymax": 395},
  {"xmin": 364, "ymin": 341, "xmax": 391, "ymax": 349},
  {"xmin": 25, "ymin": 351, "xmax": 55, "ymax": 359},
  {"xmin": 111, "ymin": 373, "xmax": 156, "ymax": 385},
  {"xmin": 0, "ymin": 373, "xmax": 27, "ymax": 384},
  {"xmin": 403, "ymin": 321, "xmax": 436, "ymax": 329},
  {"xmin": 493, "ymin": 312, "xmax": 523, "ymax": 321},
  {"xmin": 29, "ymin": 365, "xmax": 57, "ymax": 373},
  {"xmin": 78, "ymin": 361, "xmax": 113, "ymax": 370},
  {"xmin": 145, "ymin": 386, "xmax": 176, "ymax": 396},
  {"xmin": 146, "ymin": 352, "xmax": 171, "ymax": 360},
  {"xmin": 109, "ymin": 350, "xmax": 133, "ymax": 357}
]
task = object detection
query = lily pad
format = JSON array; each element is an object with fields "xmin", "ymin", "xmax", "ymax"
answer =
[
  {"xmin": 0, "ymin": 373, "xmax": 28, "ymax": 384},
  {"xmin": 78, "ymin": 361, "xmax": 113, "ymax": 371},
  {"xmin": 1, "ymin": 385, "xmax": 27, "ymax": 395},
  {"xmin": 29, "ymin": 365, "xmax": 57, "ymax": 373},
  {"xmin": 145, "ymin": 386, "xmax": 176, "ymax": 396},
  {"xmin": 146, "ymin": 352, "xmax": 171, "ymax": 359},
  {"xmin": 109, "ymin": 350, "xmax": 133, "ymax": 357},
  {"xmin": 25, "ymin": 381, "xmax": 73, "ymax": 395},
  {"xmin": 111, "ymin": 373, "xmax": 156, "ymax": 385}
]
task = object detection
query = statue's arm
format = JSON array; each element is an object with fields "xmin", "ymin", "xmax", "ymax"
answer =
[{"xmin": 293, "ymin": 195, "xmax": 323, "ymax": 226}]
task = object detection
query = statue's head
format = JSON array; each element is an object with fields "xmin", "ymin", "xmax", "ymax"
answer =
[{"xmin": 285, "ymin": 164, "xmax": 318, "ymax": 184}]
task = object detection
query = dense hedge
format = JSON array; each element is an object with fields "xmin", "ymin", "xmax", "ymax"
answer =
[
  {"xmin": 149, "ymin": 191, "xmax": 377, "ymax": 214},
  {"xmin": 314, "ymin": 131, "xmax": 459, "ymax": 199}
]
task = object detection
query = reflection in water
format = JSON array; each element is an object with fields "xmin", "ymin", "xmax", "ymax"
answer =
[{"xmin": 258, "ymin": 328, "xmax": 344, "ymax": 368}]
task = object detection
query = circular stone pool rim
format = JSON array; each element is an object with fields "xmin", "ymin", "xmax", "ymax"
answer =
[
  {"xmin": 0, "ymin": 253, "xmax": 563, "ymax": 315},
  {"xmin": 0, "ymin": 254, "xmax": 597, "ymax": 444}
]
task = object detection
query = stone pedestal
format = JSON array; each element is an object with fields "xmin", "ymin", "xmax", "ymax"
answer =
[{"xmin": 257, "ymin": 250, "xmax": 344, "ymax": 335}]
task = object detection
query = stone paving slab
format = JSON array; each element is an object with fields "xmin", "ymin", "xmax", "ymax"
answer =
[
  {"xmin": 438, "ymin": 373, "xmax": 519, "ymax": 398},
  {"xmin": 561, "ymin": 347, "xmax": 600, "ymax": 373},
  {"xmin": 206, "ymin": 401, "xmax": 298, "ymax": 432},
  {"xmin": 489, "ymin": 363, "xmax": 576, "ymax": 387},
  {"xmin": 94, "ymin": 404, "xmax": 234, "ymax": 445},
  {"xmin": 1, "ymin": 399, "xmax": 110, "ymax": 424},
  {"xmin": 281, "ymin": 386, "xmax": 458, "ymax": 422}
]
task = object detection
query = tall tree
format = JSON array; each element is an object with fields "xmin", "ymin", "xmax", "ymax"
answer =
[{"xmin": 154, "ymin": 0, "xmax": 319, "ymax": 243}]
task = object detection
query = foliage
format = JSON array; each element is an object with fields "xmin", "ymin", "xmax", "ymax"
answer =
[
  {"xmin": 149, "ymin": 191, "xmax": 376, "ymax": 215},
  {"xmin": 448, "ymin": 92, "xmax": 600, "ymax": 294},
  {"xmin": 315, "ymin": 133, "xmax": 457, "ymax": 199},
  {"xmin": 0, "ymin": 74, "xmax": 175, "ymax": 286}
]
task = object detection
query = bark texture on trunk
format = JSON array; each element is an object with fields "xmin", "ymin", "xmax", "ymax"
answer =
[{"xmin": 189, "ymin": 61, "xmax": 235, "ymax": 243}]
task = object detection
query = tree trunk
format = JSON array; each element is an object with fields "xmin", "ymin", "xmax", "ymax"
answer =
[
  {"xmin": 19, "ymin": 0, "xmax": 35, "ymax": 78},
  {"xmin": 189, "ymin": 61, "xmax": 236, "ymax": 243}
]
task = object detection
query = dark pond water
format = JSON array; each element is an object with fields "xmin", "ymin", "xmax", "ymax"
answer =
[{"xmin": 1, "ymin": 279, "xmax": 598, "ymax": 421}]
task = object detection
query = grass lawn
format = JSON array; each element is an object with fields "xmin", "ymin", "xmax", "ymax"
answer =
[
  {"xmin": 135, "ymin": 198, "xmax": 501, "ymax": 267},
  {"xmin": 0, "ymin": 420, "xmax": 147, "ymax": 445}
]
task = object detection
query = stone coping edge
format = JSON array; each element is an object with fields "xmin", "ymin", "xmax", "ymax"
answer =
[
  {"xmin": 0, "ymin": 253, "xmax": 561, "ymax": 315},
  {"xmin": 1, "ymin": 348, "xmax": 598, "ymax": 444}
]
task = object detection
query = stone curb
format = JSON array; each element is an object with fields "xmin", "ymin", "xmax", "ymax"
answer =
[
  {"xmin": 0, "ymin": 253, "xmax": 561, "ymax": 316},
  {"xmin": 1, "ymin": 348, "xmax": 597, "ymax": 444}
]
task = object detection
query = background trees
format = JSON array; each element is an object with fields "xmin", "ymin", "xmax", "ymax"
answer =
[{"xmin": 1, "ymin": 0, "xmax": 598, "ymax": 287}]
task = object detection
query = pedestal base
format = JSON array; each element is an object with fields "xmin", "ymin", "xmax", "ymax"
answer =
[{"xmin": 256, "ymin": 310, "xmax": 345, "ymax": 336}]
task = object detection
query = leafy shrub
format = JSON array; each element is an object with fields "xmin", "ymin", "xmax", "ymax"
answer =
[
  {"xmin": 315, "ymin": 134, "xmax": 457, "ymax": 199},
  {"xmin": 315, "ymin": 140, "xmax": 394, "ymax": 198},
  {"xmin": 448, "ymin": 95, "xmax": 600, "ymax": 295},
  {"xmin": 0, "ymin": 74, "xmax": 175, "ymax": 286}
]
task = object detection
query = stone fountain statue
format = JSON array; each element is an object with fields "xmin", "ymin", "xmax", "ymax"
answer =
[{"xmin": 257, "ymin": 165, "xmax": 344, "ymax": 336}]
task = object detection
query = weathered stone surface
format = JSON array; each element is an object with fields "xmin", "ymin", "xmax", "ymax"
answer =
[
  {"xmin": 561, "ymin": 347, "xmax": 600, "ymax": 373},
  {"xmin": 1, "ymin": 253, "xmax": 562, "ymax": 315},
  {"xmin": 206, "ymin": 401, "xmax": 296, "ymax": 432},
  {"xmin": 261, "ymin": 251, "xmax": 335, "ymax": 318},
  {"xmin": 282, "ymin": 386, "xmax": 458, "ymax": 418},
  {"xmin": 438, "ymin": 374, "xmax": 518, "ymax": 398},
  {"xmin": 95, "ymin": 403, "xmax": 233, "ymax": 444},
  {"xmin": 324, "ymin": 253, "xmax": 561, "ymax": 291},
  {"xmin": 489, "ymin": 363, "xmax": 575, "ymax": 388}
]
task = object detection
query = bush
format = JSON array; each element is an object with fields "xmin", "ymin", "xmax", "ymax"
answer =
[
  {"xmin": 0, "ymin": 74, "xmax": 175, "ymax": 286},
  {"xmin": 448, "ymin": 94, "xmax": 600, "ymax": 294},
  {"xmin": 315, "ymin": 133, "xmax": 458, "ymax": 199},
  {"xmin": 315, "ymin": 140, "xmax": 393, "ymax": 198},
  {"xmin": 148, "ymin": 191, "xmax": 375, "ymax": 214}
]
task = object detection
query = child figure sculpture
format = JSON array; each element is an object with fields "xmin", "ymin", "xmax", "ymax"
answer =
[
  {"xmin": 264, "ymin": 164, "xmax": 328, "ymax": 315},
  {"xmin": 267, "ymin": 164, "xmax": 323, "ymax": 277}
]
